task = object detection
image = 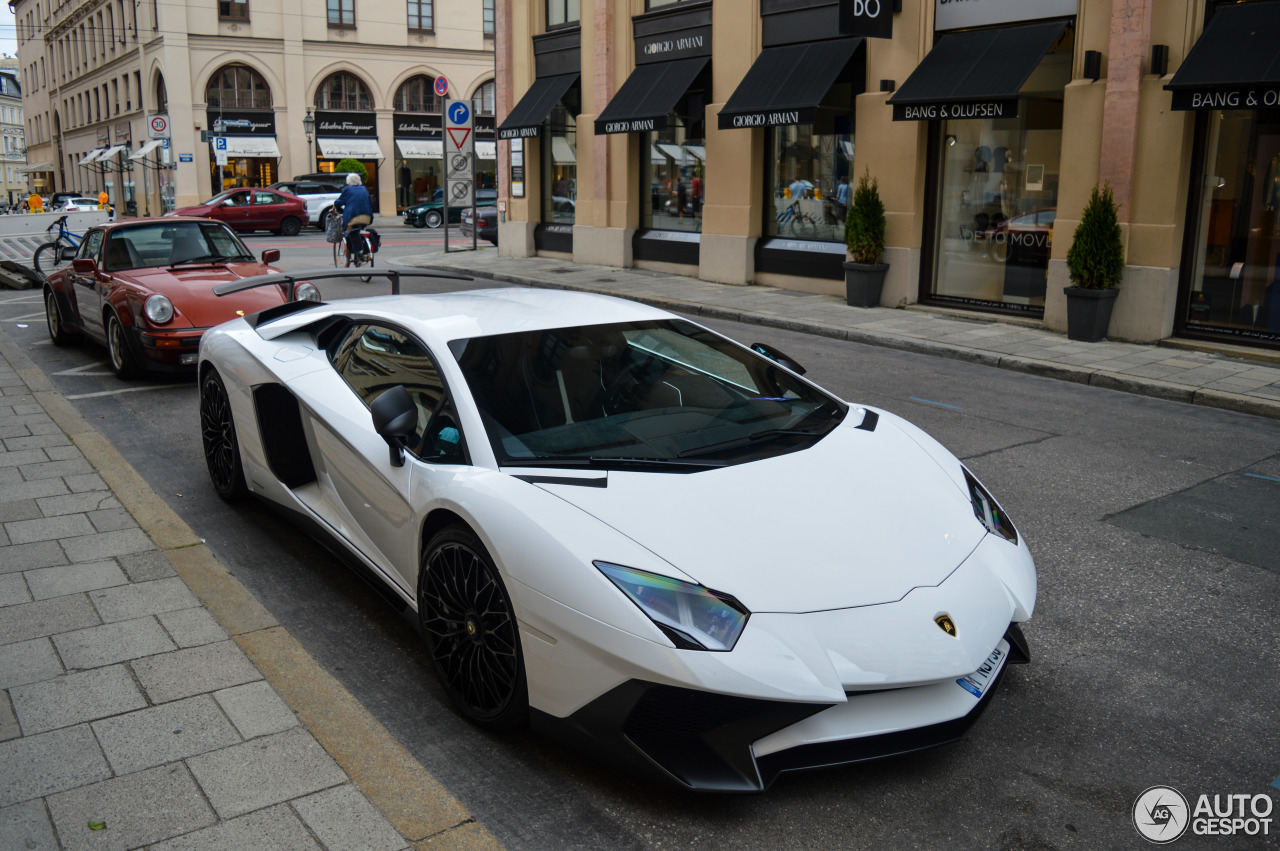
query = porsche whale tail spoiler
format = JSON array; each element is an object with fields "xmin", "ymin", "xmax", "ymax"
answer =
[{"xmin": 211, "ymin": 267, "xmax": 475, "ymax": 300}]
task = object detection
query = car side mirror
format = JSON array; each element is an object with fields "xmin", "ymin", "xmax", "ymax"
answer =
[
  {"xmin": 72, "ymin": 258, "xmax": 98, "ymax": 275},
  {"xmin": 261, "ymin": 249, "xmax": 280, "ymax": 264},
  {"xmin": 370, "ymin": 385, "xmax": 417, "ymax": 468},
  {"xmin": 751, "ymin": 342, "xmax": 807, "ymax": 375}
]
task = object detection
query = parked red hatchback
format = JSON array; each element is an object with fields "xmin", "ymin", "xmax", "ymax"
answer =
[
  {"xmin": 168, "ymin": 187, "xmax": 307, "ymax": 236},
  {"xmin": 42, "ymin": 218, "xmax": 319, "ymax": 378}
]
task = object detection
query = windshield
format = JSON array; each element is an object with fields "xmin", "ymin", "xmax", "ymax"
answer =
[
  {"xmin": 450, "ymin": 319, "xmax": 845, "ymax": 469},
  {"xmin": 103, "ymin": 222, "xmax": 256, "ymax": 271}
]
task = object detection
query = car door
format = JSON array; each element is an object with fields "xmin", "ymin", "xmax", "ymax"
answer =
[
  {"xmin": 295, "ymin": 322, "xmax": 469, "ymax": 592},
  {"xmin": 68, "ymin": 230, "xmax": 106, "ymax": 341},
  {"xmin": 217, "ymin": 190, "xmax": 253, "ymax": 230},
  {"xmin": 252, "ymin": 190, "xmax": 284, "ymax": 230}
]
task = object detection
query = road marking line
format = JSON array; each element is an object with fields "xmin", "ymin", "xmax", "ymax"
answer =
[
  {"xmin": 53, "ymin": 360, "xmax": 113, "ymax": 376},
  {"xmin": 7, "ymin": 312, "xmax": 46, "ymax": 321},
  {"xmin": 1244, "ymin": 472, "xmax": 1280, "ymax": 484},
  {"xmin": 909, "ymin": 396, "xmax": 964, "ymax": 411},
  {"xmin": 0, "ymin": 294, "xmax": 41, "ymax": 304},
  {"xmin": 65, "ymin": 384, "xmax": 181, "ymax": 399}
]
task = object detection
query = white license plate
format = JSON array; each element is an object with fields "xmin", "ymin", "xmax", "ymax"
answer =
[{"xmin": 956, "ymin": 640, "xmax": 1009, "ymax": 698}]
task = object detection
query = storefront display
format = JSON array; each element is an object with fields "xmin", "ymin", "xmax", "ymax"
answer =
[{"xmin": 314, "ymin": 109, "xmax": 381, "ymax": 211}]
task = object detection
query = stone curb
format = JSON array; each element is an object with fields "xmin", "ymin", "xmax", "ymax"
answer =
[
  {"xmin": 406, "ymin": 257, "xmax": 1280, "ymax": 423},
  {"xmin": 0, "ymin": 329, "xmax": 502, "ymax": 850}
]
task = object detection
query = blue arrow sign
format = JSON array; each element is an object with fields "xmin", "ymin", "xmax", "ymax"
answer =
[{"xmin": 447, "ymin": 102, "xmax": 470, "ymax": 126}]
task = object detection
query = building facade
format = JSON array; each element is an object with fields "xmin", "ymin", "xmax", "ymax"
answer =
[
  {"xmin": 13, "ymin": 0, "xmax": 496, "ymax": 216},
  {"xmin": 495, "ymin": 0, "xmax": 1280, "ymax": 352},
  {"xmin": 0, "ymin": 67, "xmax": 28, "ymax": 206}
]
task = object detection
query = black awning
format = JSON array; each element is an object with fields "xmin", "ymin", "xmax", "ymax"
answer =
[
  {"xmin": 888, "ymin": 21, "xmax": 1067, "ymax": 121},
  {"xmin": 594, "ymin": 57, "xmax": 709, "ymax": 135},
  {"xmin": 497, "ymin": 74, "xmax": 579, "ymax": 140},
  {"xmin": 1166, "ymin": 1, "xmax": 1280, "ymax": 110},
  {"xmin": 718, "ymin": 38, "xmax": 863, "ymax": 130}
]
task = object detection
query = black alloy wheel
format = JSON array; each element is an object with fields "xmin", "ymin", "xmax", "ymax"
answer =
[
  {"xmin": 45, "ymin": 289, "xmax": 74, "ymax": 345},
  {"xmin": 419, "ymin": 525, "xmax": 528, "ymax": 730},
  {"xmin": 105, "ymin": 312, "xmax": 138, "ymax": 379},
  {"xmin": 199, "ymin": 369, "xmax": 248, "ymax": 501}
]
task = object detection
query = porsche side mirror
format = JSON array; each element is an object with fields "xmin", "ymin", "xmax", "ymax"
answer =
[
  {"xmin": 751, "ymin": 342, "xmax": 807, "ymax": 375},
  {"xmin": 261, "ymin": 249, "xmax": 280, "ymax": 264},
  {"xmin": 371, "ymin": 385, "xmax": 416, "ymax": 468},
  {"xmin": 72, "ymin": 258, "xmax": 98, "ymax": 275}
]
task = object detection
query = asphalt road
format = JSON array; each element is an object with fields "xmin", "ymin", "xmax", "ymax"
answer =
[{"xmin": 5, "ymin": 234, "xmax": 1279, "ymax": 849}]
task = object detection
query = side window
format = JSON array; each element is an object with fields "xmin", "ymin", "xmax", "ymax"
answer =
[
  {"xmin": 78, "ymin": 229, "xmax": 103, "ymax": 260},
  {"xmin": 253, "ymin": 191, "xmax": 279, "ymax": 206},
  {"xmin": 222, "ymin": 191, "xmax": 248, "ymax": 207},
  {"xmin": 331, "ymin": 323, "xmax": 466, "ymax": 464}
]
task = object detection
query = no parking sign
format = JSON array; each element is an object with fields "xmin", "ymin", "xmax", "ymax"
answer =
[{"xmin": 434, "ymin": 76, "xmax": 449, "ymax": 98}]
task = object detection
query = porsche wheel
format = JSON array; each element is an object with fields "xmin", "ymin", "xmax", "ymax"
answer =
[
  {"xmin": 45, "ymin": 289, "xmax": 74, "ymax": 346},
  {"xmin": 419, "ymin": 525, "xmax": 528, "ymax": 730},
  {"xmin": 105, "ymin": 313, "xmax": 138, "ymax": 379},
  {"xmin": 200, "ymin": 369, "xmax": 248, "ymax": 501}
]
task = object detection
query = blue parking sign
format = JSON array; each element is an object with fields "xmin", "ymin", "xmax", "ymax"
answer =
[{"xmin": 215, "ymin": 137, "xmax": 227, "ymax": 150}]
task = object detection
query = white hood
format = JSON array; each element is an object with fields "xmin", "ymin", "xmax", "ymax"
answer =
[{"xmin": 533, "ymin": 420, "xmax": 987, "ymax": 613}]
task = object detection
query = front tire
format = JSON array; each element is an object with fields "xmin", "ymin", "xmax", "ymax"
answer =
[
  {"xmin": 105, "ymin": 312, "xmax": 138, "ymax": 379},
  {"xmin": 200, "ymin": 369, "xmax": 248, "ymax": 501},
  {"xmin": 424, "ymin": 210, "xmax": 443, "ymax": 229},
  {"xmin": 419, "ymin": 525, "xmax": 528, "ymax": 730},
  {"xmin": 45, "ymin": 289, "xmax": 74, "ymax": 346},
  {"xmin": 280, "ymin": 216, "xmax": 302, "ymax": 237}
]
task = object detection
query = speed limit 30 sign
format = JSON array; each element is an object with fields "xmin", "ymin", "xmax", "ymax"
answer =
[{"xmin": 148, "ymin": 114, "xmax": 171, "ymax": 138}]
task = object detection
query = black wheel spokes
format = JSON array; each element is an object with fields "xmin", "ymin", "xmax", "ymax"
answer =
[
  {"xmin": 200, "ymin": 382, "xmax": 235, "ymax": 489},
  {"xmin": 422, "ymin": 542, "xmax": 518, "ymax": 717}
]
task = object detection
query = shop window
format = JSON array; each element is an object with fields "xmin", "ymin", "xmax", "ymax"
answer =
[
  {"xmin": 328, "ymin": 0, "xmax": 355, "ymax": 28},
  {"xmin": 928, "ymin": 34, "xmax": 1071, "ymax": 314},
  {"xmin": 542, "ymin": 104, "xmax": 576, "ymax": 224},
  {"xmin": 206, "ymin": 64, "xmax": 271, "ymax": 109},
  {"xmin": 1184, "ymin": 109, "xmax": 1280, "ymax": 342},
  {"xmin": 643, "ymin": 116, "xmax": 704, "ymax": 233},
  {"xmin": 316, "ymin": 71, "xmax": 371, "ymax": 111},
  {"xmin": 546, "ymin": 0, "xmax": 579, "ymax": 28},
  {"xmin": 767, "ymin": 124, "xmax": 852, "ymax": 243},
  {"xmin": 219, "ymin": 0, "xmax": 248, "ymax": 21},
  {"xmin": 483, "ymin": 0, "xmax": 494, "ymax": 35},
  {"xmin": 407, "ymin": 0, "xmax": 432, "ymax": 32}
]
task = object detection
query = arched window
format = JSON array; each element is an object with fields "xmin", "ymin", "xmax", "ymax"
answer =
[
  {"xmin": 205, "ymin": 64, "xmax": 270, "ymax": 109},
  {"xmin": 155, "ymin": 74, "xmax": 168, "ymax": 115},
  {"xmin": 316, "ymin": 71, "xmax": 372, "ymax": 111},
  {"xmin": 394, "ymin": 76, "xmax": 440, "ymax": 114},
  {"xmin": 472, "ymin": 81, "xmax": 495, "ymax": 116}
]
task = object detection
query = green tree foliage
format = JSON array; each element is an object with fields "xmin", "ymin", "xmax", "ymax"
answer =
[
  {"xmin": 334, "ymin": 158, "xmax": 369, "ymax": 183},
  {"xmin": 1066, "ymin": 182, "xmax": 1125, "ymax": 289},
  {"xmin": 845, "ymin": 167, "xmax": 886, "ymax": 265}
]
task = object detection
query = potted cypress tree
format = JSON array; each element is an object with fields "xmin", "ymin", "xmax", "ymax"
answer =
[
  {"xmin": 843, "ymin": 168, "xmax": 888, "ymax": 308},
  {"xmin": 1064, "ymin": 182, "xmax": 1125, "ymax": 341}
]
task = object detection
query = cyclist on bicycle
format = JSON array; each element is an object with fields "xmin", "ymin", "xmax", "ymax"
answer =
[{"xmin": 333, "ymin": 173, "xmax": 373, "ymax": 267}]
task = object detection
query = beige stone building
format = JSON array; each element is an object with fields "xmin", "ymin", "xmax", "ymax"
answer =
[
  {"xmin": 13, "ymin": 0, "xmax": 496, "ymax": 216},
  {"xmin": 0, "ymin": 67, "xmax": 28, "ymax": 207},
  {"xmin": 495, "ymin": 0, "xmax": 1280, "ymax": 352}
]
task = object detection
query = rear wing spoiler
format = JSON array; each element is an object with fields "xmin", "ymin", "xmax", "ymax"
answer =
[{"xmin": 212, "ymin": 267, "xmax": 474, "ymax": 300}]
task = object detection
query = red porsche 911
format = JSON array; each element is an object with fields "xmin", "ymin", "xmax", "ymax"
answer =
[{"xmin": 42, "ymin": 218, "xmax": 320, "ymax": 378}]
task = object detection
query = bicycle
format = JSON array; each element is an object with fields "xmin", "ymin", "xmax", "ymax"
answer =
[
  {"xmin": 775, "ymin": 200, "xmax": 817, "ymax": 238},
  {"xmin": 33, "ymin": 216, "xmax": 84, "ymax": 278},
  {"xmin": 330, "ymin": 210, "xmax": 375, "ymax": 282}
]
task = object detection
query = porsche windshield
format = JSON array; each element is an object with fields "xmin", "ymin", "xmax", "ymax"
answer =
[
  {"xmin": 450, "ymin": 320, "xmax": 846, "ymax": 468},
  {"xmin": 102, "ymin": 222, "xmax": 255, "ymax": 271}
]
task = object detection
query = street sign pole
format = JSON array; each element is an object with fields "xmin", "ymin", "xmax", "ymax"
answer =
[{"xmin": 443, "ymin": 97, "xmax": 475, "ymax": 254}]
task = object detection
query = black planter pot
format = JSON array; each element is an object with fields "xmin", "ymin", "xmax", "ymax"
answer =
[
  {"xmin": 1064, "ymin": 286, "xmax": 1118, "ymax": 342},
  {"xmin": 844, "ymin": 261, "xmax": 888, "ymax": 308}
]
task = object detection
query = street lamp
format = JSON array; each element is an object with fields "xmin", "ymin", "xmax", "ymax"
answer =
[{"xmin": 302, "ymin": 108, "xmax": 315, "ymax": 170}]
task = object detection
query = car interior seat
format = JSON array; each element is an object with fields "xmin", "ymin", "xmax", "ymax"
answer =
[
  {"xmin": 168, "ymin": 232, "xmax": 207, "ymax": 264},
  {"xmin": 105, "ymin": 236, "xmax": 142, "ymax": 270}
]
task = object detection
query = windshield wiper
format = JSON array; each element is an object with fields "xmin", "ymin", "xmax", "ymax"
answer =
[
  {"xmin": 676, "ymin": 422, "xmax": 836, "ymax": 458},
  {"xmin": 169, "ymin": 254, "xmax": 228, "ymax": 267},
  {"xmin": 500, "ymin": 455, "xmax": 724, "ymax": 470}
]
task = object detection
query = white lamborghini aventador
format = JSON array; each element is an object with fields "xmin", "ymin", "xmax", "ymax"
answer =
[{"xmin": 198, "ymin": 283, "xmax": 1035, "ymax": 792}]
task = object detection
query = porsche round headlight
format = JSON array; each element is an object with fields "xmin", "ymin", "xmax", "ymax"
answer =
[
  {"xmin": 596, "ymin": 562, "xmax": 749, "ymax": 651},
  {"xmin": 144, "ymin": 294, "xmax": 174, "ymax": 325},
  {"xmin": 294, "ymin": 282, "xmax": 321, "ymax": 302}
]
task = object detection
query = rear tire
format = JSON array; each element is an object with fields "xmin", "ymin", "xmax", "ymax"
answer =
[
  {"xmin": 105, "ymin": 312, "xmax": 138, "ymax": 380},
  {"xmin": 44, "ymin": 289, "xmax": 74, "ymax": 346},
  {"xmin": 33, "ymin": 242, "xmax": 66, "ymax": 278},
  {"xmin": 419, "ymin": 524, "xmax": 528, "ymax": 730},
  {"xmin": 200, "ymin": 369, "xmax": 248, "ymax": 502},
  {"xmin": 280, "ymin": 216, "xmax": 302, "ymax": 237}
]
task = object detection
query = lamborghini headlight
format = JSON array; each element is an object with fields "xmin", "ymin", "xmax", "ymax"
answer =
[
  {"xmin": 595, "ymin": 562, "xmax": 749, "ymax": 651},
  {"xmin": 964, "ymin": 468, "xmax": 1018, "ymax": 544}
]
